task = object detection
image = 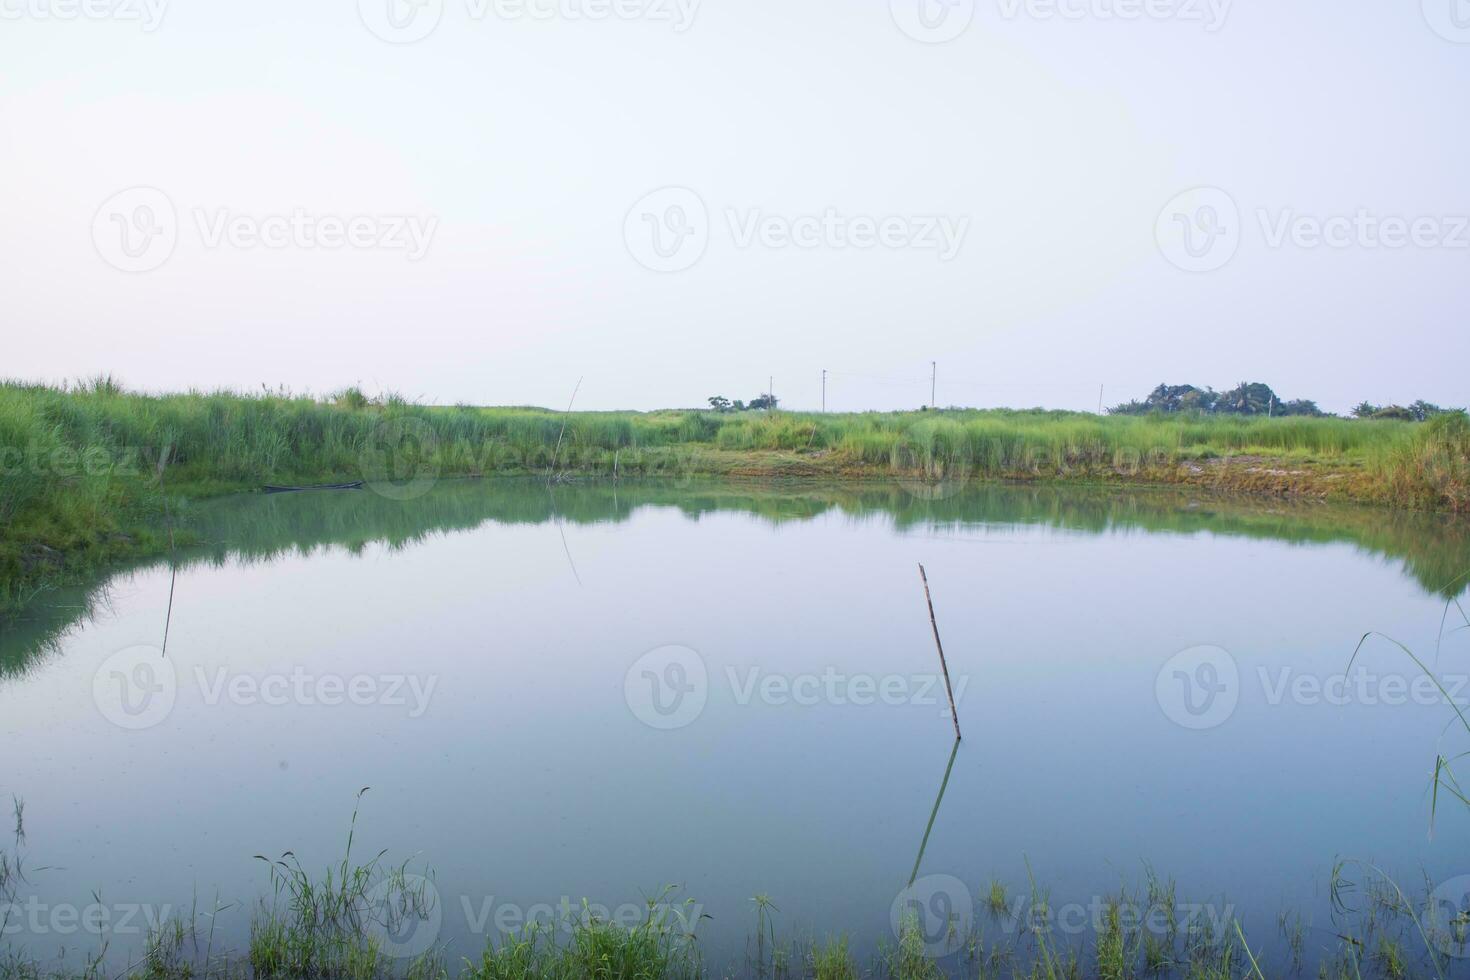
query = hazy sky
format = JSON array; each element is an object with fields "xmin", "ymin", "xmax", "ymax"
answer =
[{"xmin": 2, "ymin": 0, "xmax": 1466, "ymax": 414}]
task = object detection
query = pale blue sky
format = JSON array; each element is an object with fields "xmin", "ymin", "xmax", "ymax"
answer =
[{"xmin": 2, "ymin": 0, "xmax": 1466, "ymax": 413}]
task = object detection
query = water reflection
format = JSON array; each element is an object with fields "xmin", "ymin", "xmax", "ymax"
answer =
[
  {"xmin": 4, "ymin": 478, "xmax": 1468, "ymax": 675},
  {"xmin": 909, "ymin": 739, "xmax": 961, "ymax": 888}
]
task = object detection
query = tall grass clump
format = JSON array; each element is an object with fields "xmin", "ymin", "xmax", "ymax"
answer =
[
  {"xmin": 249, "ymin": 790, "xmax": 438, "ymax": 980},
  {"xmin": 808, "ymin": 938, "xmax": 857, "ymax": 980},
  {"xmin": 883, "ymin": 914, "xmax": 942, "ymax": 980},
  {"xmin": 1375, "ymin": 411, "xmax": 1470, "ymax": 511},
  {"xmin": 464, "ymin": 893, "xmax": 703, "ymax": 980}
]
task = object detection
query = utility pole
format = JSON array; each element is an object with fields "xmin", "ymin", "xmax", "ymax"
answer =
[
  {"xmin": 822, "ymin": 369, "xmax": 827, "ymax": 413},
  {"xmin": 1098, "ymin": 384, "xmax": 1105, "ymax": 415},
  {"xmin": 930, "ymin": 361, "xmax": 937, "ymax": 410},
  {"xmin": 769, "ymin": 376, "xmax": 774, "ymax": 405}
]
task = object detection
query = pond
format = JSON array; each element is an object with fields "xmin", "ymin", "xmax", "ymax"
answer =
[{"xmin": 2, "ymin": 479, "xmax": 1469, "ymax": 974}]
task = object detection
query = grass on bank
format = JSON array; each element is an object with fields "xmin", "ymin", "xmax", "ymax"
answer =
[
  {"xmin": 1, "ymin": 785, "xmax": 1464, "ymax": 980},
  {"xmin": 2, "ymin": 889, "xmax": 1442, "ymax": 980},
  {"xmin": 3, "ymin": 378, "xmax": 1468, "ymax": 606},
  {"xmin": 0, "ymin": 866, "xmax": 1447, "ymax": 980}
]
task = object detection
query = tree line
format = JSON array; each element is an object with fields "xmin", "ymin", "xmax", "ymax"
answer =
[
  {"xmin": 1109, "ymin": 383, "xmax": 1458, "ymax": 420},
  {"xmin": 707, "ymin": 394, "xmax": 779, "ymax": 413},
  {"xmin": 700, "ymin": 382, "xmax": 1457, "ymax": 420}
]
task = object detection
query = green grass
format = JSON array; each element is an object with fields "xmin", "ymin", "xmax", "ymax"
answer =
[
  {"xmin": 884, "ymin": 914, "xmax": 941, "ymax": 980},
  {"xmin": 464, "ymin": 911, "xmax": 700, "ymax": 980},
  {"xmin": 1373, "ymin": 936, "xmax": 1407, "ymax": 980},
  {"xmin": 0, "ymin": 844, "xmax": 1448, "ymax": 980},
  {"xmin": 2, "ymin": 378, "xmax": 1467, "ymax": 609},
  {"xmin": 809, "ymin": 939, "xmax": 857, "ymax": 980},
  {"xmin": 1094, "ymin": 903, "xmax": 1131, "ymax": 980},
  {"xmin": 985, "ymin": 881, "xmax": 1009, "ymax": 919}
]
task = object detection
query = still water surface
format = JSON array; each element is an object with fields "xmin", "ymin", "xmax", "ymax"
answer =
[{"xmin": 2, "ymin": 480, "xmax": 1468, "ymax": 970}]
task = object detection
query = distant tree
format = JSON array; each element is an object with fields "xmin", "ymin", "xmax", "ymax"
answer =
[
  {"xmin": 732, "ymin": 400, "xmax": 747, "ymax": 411},
  {"xmin": 1276, "ymin": 399, "xmax": 1326, "ymax": 417},
  {"xmin": 1351, "ymin": 400, "xmax": 1454, "ymax": 422},
  {"xmin": 1177, "ymin": 387, "xmax": 1219, "ymax": 413},
  {"xmin": 1110, "ymin": 382, "xmax": 1323, "ymax": 417},
  {"xmin": 1371, "ymin": 405, "xmax": 1417, "ymax": 422},
  {"xmin": 707, "ymin": 396, "xmax": 733, "ymax": 413},
  {"xmin": 1214, "ymin": 382, "xmax": 1279, "ymax": 416},
  {"xmin": 1410, "ymin": 400, "xmax": 1447, "ymax": 422},
  {"xmin": 1108, "ymin": 383, "xmax": 1215, "ymax": 415},
  {"xmin": 1106, "ymin": 400, "xmax": 1150, "ymax": 416},
  {"xmin": 748, "ymin": 393, "xmax": 779, "ymax": 411}
]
